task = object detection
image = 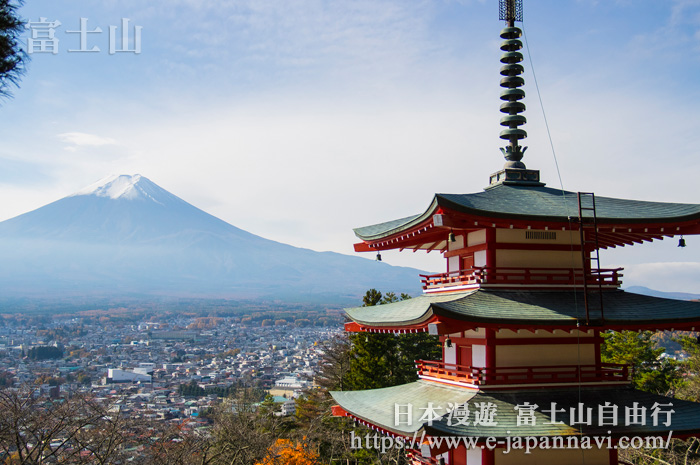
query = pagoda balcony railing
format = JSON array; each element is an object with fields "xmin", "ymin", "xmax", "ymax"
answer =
[
  {"xmin": 406, "ymin": 449, "xmax": 442, "ymax": 465},
  {"xmin": 416, "ymin": 359, "xmax": 480, "ymax": 384},
  {"xmin": 420, "ymin": 266, "xmax": 623, "ymax": 291},
  {"xmin": 416, "ymin": 360, "xmax": 631, "ymax": 386}
]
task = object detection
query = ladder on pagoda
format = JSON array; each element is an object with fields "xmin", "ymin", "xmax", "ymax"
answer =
[{"xmin": 578, "ymin": 192, "xmax": 605, "ymax": 325}]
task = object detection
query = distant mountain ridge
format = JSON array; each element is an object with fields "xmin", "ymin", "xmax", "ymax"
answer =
[
  {"xmin": 625, "ymin": 286, "xmax": 700, "ymax": 301},
  {"xmin": 0, "ymin": 175, "xmax": 424, "ymax": 309}
]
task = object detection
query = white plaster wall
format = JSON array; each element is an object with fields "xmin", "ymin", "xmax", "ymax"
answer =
[
  {"xmin": 444, "ymin": 342, "xmax": 457, "ymax": 366},
  {"xmin": 472, "ymin": 345, "xmax": 486, "ymax": 367},
  {"xmin": 449, "ymin": 235, "xmax": 466, "ymax": 251},
  {"xmin": 468, "ymin": 230, "xmax": 486, "ymax": 246},
  {"xmin": 466, "ymin": 447, "xmax": 482, "ymax": 465},
  {"xmin": 495, "ymin": 446, "xmax": 609, "ymax": 465},
  {"xmin": 448, "ymin": 255, "xmax": 461, "ymax": 273},
  {"xmin": 496, "ymin": 344, "xmax": 595, "ymax": 367},
  {"xmin": 495, "ymin": 250, "xmax": 583, "ymax": 269},
  {"xmin": 474, "ymin": 250, "xmax": 487, "ymax": 267}
]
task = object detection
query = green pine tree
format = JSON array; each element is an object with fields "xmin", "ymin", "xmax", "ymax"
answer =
[
  {"xmin": 601, "ymin": 330, "xmax": 682, "ymax": 394},
  {"xmin": 344, "ymin": 289, "xmax": 441, "ymax": 390},
  {"xmin": 0, "ymin": 0, "xmax": 26, "ymax": 99}
]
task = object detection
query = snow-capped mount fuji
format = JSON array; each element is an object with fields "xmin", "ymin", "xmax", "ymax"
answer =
[
  {"xmin": 0, "ymin": 174, "xmax": 260, "ymax": 244},
  {"xmin": 0, "ymin": 175, "xmax": 422, "ymax": 306},
  {"xmin": 72, "ymin": 174, "xmax": 164, "ymax": 200}
]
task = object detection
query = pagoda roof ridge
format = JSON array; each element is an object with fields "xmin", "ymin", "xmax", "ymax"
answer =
[
  {"xmin": 352, "ymin": 213, "xmax": 423, "ymax": 241},
  {"xmin": 346, "ymin": 291, "xmax": 472, "ymax": 328},
  {"xmin": 345, "ymin": 288, "xmax": 700, "ymax": 331},
  {"xmin": 354, "ymin": 183, "xmax": 700, "ymax": 242}
]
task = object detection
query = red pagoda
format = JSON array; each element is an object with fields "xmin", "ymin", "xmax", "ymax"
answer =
[{"xmin": 330, "ymin": 1, "xmax": 700, "ymax": 464}]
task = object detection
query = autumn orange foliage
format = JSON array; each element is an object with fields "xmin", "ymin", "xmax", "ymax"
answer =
[{"xmin": 256, "ymin": 438, "xmax": 319, "ymax": 465}]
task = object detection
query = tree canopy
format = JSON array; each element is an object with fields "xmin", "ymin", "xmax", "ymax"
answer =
[
  {"xmin": 601, "ymin": 330, "xmax": 683, "ymax": 394},
  {"xmin": 0, "ymin": 0, "xmax": 26, "ymax": 98},
  {"xmin": 334, "ymin": 289, "xmax": 441, "ymax": 391},
  {"xmin": 612, "ymin": 333, "xmax": 700, "ymax": 464}
]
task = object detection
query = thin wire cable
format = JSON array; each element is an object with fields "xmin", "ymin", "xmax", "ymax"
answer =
[
  {"xmin": 521, "ymin": 28, "xmax": 565, "ymax": 194},
  {"xmin": 520, "ymin": 24, "xmax": 582, "ymax": 319},
  {"xmin": 522, "ymin": 22, "xmax": 588, "ymax": 464}
]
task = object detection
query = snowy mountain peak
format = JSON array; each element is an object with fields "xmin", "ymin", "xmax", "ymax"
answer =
[
  {"xmin": 71, "ymin": 174, "xmax": 169, "ymax": 204},
  {"xmin": 0, "ymin": 173, "xmax": 422, "ymax": 305},
  {"xmin": 72, "ymin": 174, "xmax": 144, "ymax": 200}
]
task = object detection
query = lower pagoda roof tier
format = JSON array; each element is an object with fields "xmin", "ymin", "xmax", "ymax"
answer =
[
  {"xmin": 353, "ymin": 184, "xmax": 700, "ymax": 251},
  {"xmin": 344, "ymin": 289, "xmax": 700, "ymax": 331},
  {"xmin": 330, "ymin": 380, "xmax": 477, "ymax": 436},
  {"xmin": 425, "ymin": 386, "xmax": 700, "ymax": 439},
  {"xmin": 332, "ymin": 382, "xmax": 700, "ymax": 439}
]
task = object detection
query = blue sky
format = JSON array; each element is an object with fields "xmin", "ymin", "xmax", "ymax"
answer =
[{"xmin": 2, "ymin": 0, "xmax": 700, "ymax": 292}]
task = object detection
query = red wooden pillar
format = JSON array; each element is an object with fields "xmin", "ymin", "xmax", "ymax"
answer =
[
  {"xmin": 451, "ymin": 444, "xmax": 467, "ymax": 465},
  {"xmin": 593, "ymin": 329, "xmax": 601, "ymax": 371},
  {"xmin": 609, "ymin": 444, "xmax": 619, "ymax": 465},
  {"xmin": 485, "ymin": 228, "xmax": 497, "ymax": 277},
  {"xmin": 482, "ymin": 446, "xmax": 495, "ymax": 465},
  {"xmin": 485, "ymin": 329, "xmax": 496, "ymax": 368},
  {"xmin": 484, "ymin": 328, "xmax": 496, "ymax": 383}
]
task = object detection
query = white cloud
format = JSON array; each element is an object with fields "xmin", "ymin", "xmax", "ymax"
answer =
[
  {"xmin": 58, "ymin": 132, "xmax": 116, "ymax": 147},
  {"xmin": 58, "ymin": 133, "xmax": 117, "ymax": 150}
]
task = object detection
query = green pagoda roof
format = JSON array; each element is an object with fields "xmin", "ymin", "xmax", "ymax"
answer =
[
  {"xmin": 425, "ymin": 387, "xmax": 700, "ymax": 438},
  {"xmin": 345, "ymin": 289, "xmax": 700, "ymax": 330},
  {"xmin": 332, "ymin": 382, "xmax": 700, "ymax": 438},
  {"xmin": 354, "ymin": 184, "xmax": 700, "ymax": 241},
  {"xmin": 330, "ymin": 380, "xmax": 477, "ymax": 435}
]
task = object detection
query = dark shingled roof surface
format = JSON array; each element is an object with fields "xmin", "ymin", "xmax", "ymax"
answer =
[
  {"xmin": 332, "ymin": 382, "xmax": 700, "ymax": 438},
  {"xmin": 354, "ymin": 184, "xmax": 700, "ymax": 240},
  {"xmin": 426, "ymin": 387, "xmax": 700, "ymax": 438},
  {"xmin": 345, "ymin": 289, "xmax": 700, "ymax": 328}
]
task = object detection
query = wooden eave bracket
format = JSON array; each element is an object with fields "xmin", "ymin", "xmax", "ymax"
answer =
[
  {"xmin": 344, "ymin": 316, "xmax": 443, "ymax": 334},
  {"xmin": 331, "ymin": 405, "xmax": 349, "ymax": 417},
  {"xmin": 353, "ymin": 242, "xmax": 373, "ymax": 252},
  {"xmin": 344, "ymin": 321, "xmax": 362, "ymax": 332}
]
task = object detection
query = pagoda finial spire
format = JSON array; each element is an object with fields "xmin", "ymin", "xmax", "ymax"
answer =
[
  {"xmin": 489, "ymin": 0, "xmax": 541, "ymax": 186},
  {"xmin": 499, "ymin": 0, "xmax": 522, "ymax": 27},
  {"xmin": 498, "ymin": 0, "xmax": 527, "ymax": 170}
]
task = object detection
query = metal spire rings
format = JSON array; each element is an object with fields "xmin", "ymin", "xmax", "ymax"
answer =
[
  {"xmin": 497, "ymin": 0, "xmax": 527, "ymax": 169},
  {"xmin": 499, "ymin": 25, "xmax": 527, "ymax": 169},
  {"xmin": 489, "ymin": 0, "xmax": 542, "ymax": 186}
]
